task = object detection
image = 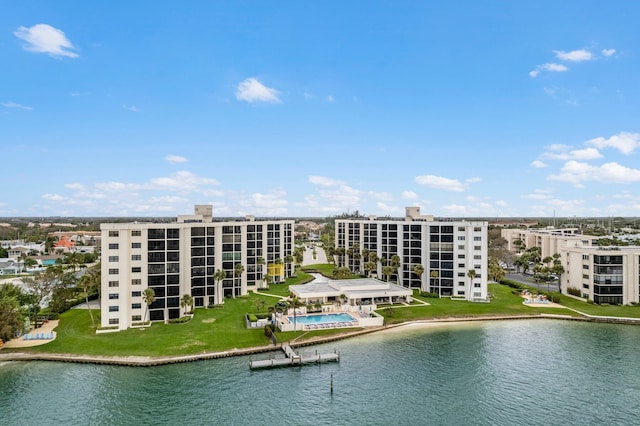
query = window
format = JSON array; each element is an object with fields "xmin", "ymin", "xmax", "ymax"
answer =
[
  {"xmin": 474, "ymin": 227, "xmax": 481, "ymax": 232},
  {"xmin": 583, "ymin": 265, "xmax": 589, "ymax": 270},
  {"xmin": 132, "ymin": 315, "xmax": 142, "ymax": 321},
  {"xmin": 132, "ymin": 303, "xmax": 142, "ymax": 309},
  {"xmin": 473, "ymin": 292, "xmax": 482, "ymax": 298},
  {"xmin": 582, "ymin": 254, "xmax": 589, "ymax": 260},
  {"xmin": 108, "ymin": 243, "xmax": 119, "ymax": 250},
  {"xmin": 457, "ymin": 236, "xmax": 465, "ymax": 241},
  {"xmin": 458, "ymin": 263, "xmax": 465, "ymax": 268},
  {"xmin": 474, "ymin": 255, "xmax": 482, "ymax": 260},
  {"xmin": 109, "ymin": 318, "xmax": 119, "ymax": 325},
  {"xmin": 132, "ymin": 254, "xmax": 141, "ymax": 261},
  {"xmin": 132, "ymin": 242, "xmax": 141, "ymax": 249},
  {"xmin": 474, "ymin": 246, "xmax": 481, "ymax": 251},
  {"xmin": 109, "ymin": 231, "xmax": 119, "ymax": 237},
  {"xmin": 109, "ymin": 306, "xmax": 119, "ymax": 312},
  {"xmin": 474, "ymin": 283, "xmax": 481, "ymax": 288},
  {"xmin": 458, "ymin": 282, "xmax": 465, "ymax": 286},
  {"xmin": 132, "ymin": 291, "xmax": 141, "ymax": 297},
  {"xmin": 132, "ymin": 230, "xmax": 141, "ymax": 237},
  {"xmin": 458, "ymin": 245, "xmax": 465, "ymax": 250},
  {"xmin": 109, "ymin": 256, "xmax": 119, "ymax": 262},
  {"xmin": 108, "ymin": 281, "xmax": 119, "ymax": 287},
  {"xmin": 132, "ymin": 267, "xmax": 142, "ymax": 273},
  {"xmin": 474, "ymin": 236, "xmax": 482, "ymax": 241},
  {"xmin": 458, "ymin": 254, "xmax": 465, "ymax": 259},
  {"xmin": 108, "ymin": 268, "xmax": 119, "ymax": 275},
  {"xmin": 132, "ymin": 279, "xmax": 141, "ymax": 285}
]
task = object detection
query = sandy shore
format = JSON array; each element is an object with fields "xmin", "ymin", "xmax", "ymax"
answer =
[{"xmin": 2, "ymin": 320, "xmax": 59, "ymax": 349}]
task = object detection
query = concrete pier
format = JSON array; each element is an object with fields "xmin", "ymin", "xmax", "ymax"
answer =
[{"xmin": 249, "ymin": 344, "xmax": 339, "ymax": 369}]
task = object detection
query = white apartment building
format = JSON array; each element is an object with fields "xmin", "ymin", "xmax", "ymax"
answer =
[
  {"xmin": 335, "ymin": 207, "xmax": 489, "ymax": 301},
  {"xmin": 101, "ymin": 205, "xmax": 294, "ymax": 330},
  {"xmin": 502, "ymin": 228, "xmax": 640, "ymax": 304}
]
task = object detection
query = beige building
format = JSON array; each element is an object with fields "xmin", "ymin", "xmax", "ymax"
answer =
[
  {"xmin": 502, "ymin": 228, "xmax": 640, "ymax": 305},
  {"xmin": 100, "ymin": 205, "xmax": 294, "ymax": 330}
]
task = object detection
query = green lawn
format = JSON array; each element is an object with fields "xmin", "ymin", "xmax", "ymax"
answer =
[
  {"xmin": 380, "ymin": 283, "xmax": 580, "ymax": 325},
  {"xmin": 10, "ymin": 277, "xmax": 640, "ymax": 358}
]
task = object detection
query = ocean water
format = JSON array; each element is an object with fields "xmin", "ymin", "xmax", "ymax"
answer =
[{"xmin": 2, "ymin": 319, "xmax": 640, "ymax": 425}]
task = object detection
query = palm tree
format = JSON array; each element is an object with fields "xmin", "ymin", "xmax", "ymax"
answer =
[
  {"xmin": 213, "ymin": 269, "xmax": 226, "ymax": 305},
  {"xmin": 142, "ymin": 288, "xmax": 156, "ymax": 329},
  {"xmin": 467, "ymin": 269, "xmax": 477, "ymax": 298},
  {"xmin": 413, "ymin": 264, "xmax": 424, "ymax": 288},
  {"xmin": 233, "ymin": 263, "xmax": 244, "ymax": 298},
  {"xmin": 430, "ymin": 270, "xmax": 439, "ymax": 296},
  {"xmin": 552, "ymin": 253, "xmax": 565, "ymax": 293},
  {"xmin": 287, "ymin": 296, "xmax": 303, "ymax": 331},
  {"xmin": 382, "ymin": 265, "xmax": 395, "ymax": 282},
  {"xmin": 180, "ymin": 294, "xmax": 193, "ymax": 315},
  {"xmin": 284, "ymin": 255, "xmax": 294, "ymax": 277},
  {"xmin": 79, "ymin": 264, "xmax": 100, "ymax": 328}
]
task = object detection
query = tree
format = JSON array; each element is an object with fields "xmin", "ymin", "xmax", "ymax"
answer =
[
  {"xmin": 180, "ymin": 294, "xmax": 193, "ymax": 315},
  {"xmin": 430, "ymin": 270, "xmax": 439, "ymax": 296},
  {"xmin": 467, "ymin": 269, "xmax": 477, "ymax": 296},
  {"xmin": 0, "ymin": 297, "xmax": 23, "ymax": 342},
  {"xmin": 413, "ymin": 264, "xmax": 424, "ymax": 287},
  {"xmin": 382, "ymin": 265, "xmax": 395, "ymax": 282},
  {"xmin": 488, "ymin": 257, "xmax": 505, "ymax": 283},
  {"xmin": 79, "ymin": 263, "xmax": 100, "ymax": 328},
  {"xmin": 233, "ymin": 263, "xmax": 245, "ymax": 298},
  {"xmin": 22, "ymin": 268, "xmax": 60, "ymax": 326},
  {"xmin": 213, "ymin": 269, "xmax": 227, "ymax": 305},
  {"xmin": 287, "ymin": 296, "xmax": 303, "ymax": 331},
  {"xmin": 142, "ymin": 288, "xmax": 156, "ymax": 328},
  {"xmin": 513, "ymin": 239, "xmax": 526, "ymax": 253},
  {"xmin": 284, "ymin": 255, "xmax": 294, "ymax": 277},
  {"xmin": 389, "ymin": 255, "xmax": 401, "ymax": 282},
  {"xmin": 551, "ymin": 253, "xmax": 565, "ymax": 293}
]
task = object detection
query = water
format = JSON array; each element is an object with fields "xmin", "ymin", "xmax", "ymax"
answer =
[
  {"xmin": 287, "ymin": 313, "xmax": 356, "ymax": 325},
  {"xmin": 2, "ymin": 319, "xmax": 640, "ymax": 425}
]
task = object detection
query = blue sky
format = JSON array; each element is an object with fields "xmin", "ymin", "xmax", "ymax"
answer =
[{"xmin": 2, "ymin": 1, "xmax": 640, "ymax": 218}]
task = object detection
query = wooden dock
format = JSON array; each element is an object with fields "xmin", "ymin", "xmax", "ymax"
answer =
[{"xmin": 249, "ymin": 344, "xmax": 340, "ymax": 369}]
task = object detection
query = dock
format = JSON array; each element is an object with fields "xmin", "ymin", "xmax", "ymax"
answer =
[{"xmin": 249, "ymin": 344, "xmax": 340, "ymax": 369}]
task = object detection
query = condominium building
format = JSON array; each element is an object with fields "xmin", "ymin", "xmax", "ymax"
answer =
[
  {"xmin": 335, "ymin": 207, "xmax": 488, "ymax": 301},
  {"xmin": 100, "ymin": 205, "xmax": 294, "ymax": 330},
  {"xmin": 501, "ymin": 228, "xmax": 640, "ymax": 305}
]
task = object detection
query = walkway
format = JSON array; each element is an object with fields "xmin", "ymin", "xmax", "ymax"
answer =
[{"xmin": 2, "ymin": 320, "xmax": 59, "ymax": 349}]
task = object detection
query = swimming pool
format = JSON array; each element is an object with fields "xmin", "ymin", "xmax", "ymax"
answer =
[{"xmin": 287, "ymin": 313, "xmax": 356, "ymax": 325}]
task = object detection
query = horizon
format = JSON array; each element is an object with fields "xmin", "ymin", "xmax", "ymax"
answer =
[{"xmin": 3, "ymin": 2, "xmax": 640, "ymax": 218}]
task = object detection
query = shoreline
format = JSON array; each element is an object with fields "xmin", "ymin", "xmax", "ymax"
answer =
[{"xmin": 3, "ymin": 313, "xmax": 637, "ymax": 367}]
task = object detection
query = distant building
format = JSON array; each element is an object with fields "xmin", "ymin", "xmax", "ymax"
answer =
[
  {"xmin": 100, "ymin": 205, "xmax": 294, "ymax": 330},
  {"xmin": 335, "ymin": 207, "xmax": 488, "ymax": 301},
  {"xmin": 501, "ymin": 228, "xmax": 640, "ymax": 305}
]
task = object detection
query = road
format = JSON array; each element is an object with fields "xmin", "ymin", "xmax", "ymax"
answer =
[
  {"xmin": 506, "ymin": 273, "xmax": 559, "ymax": 293},
  {"xmin": 301, "ymin": 243, "xmax": 329, "ymax": 265}
]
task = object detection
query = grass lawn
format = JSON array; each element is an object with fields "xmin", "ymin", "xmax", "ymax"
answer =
[
  {"xmin": 380, "ymin": 283, "xmax": 580, "ymax": 325},
  {"xmin": 11, "ymin": 277, "xmax": 640, "ymax": 358}
]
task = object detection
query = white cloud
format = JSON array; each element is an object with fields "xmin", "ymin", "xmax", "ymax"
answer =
[
  {"xmin": 247, "ymin": 190, "xmax": 288, "ymax": 215},
  {"xmin": 495, "ymin": 200, "xmax": 508, "ymax": 207},
  {"xmin": 165, "ymin": 155, "xmax": 188, "ymax": 164},
  {"xmin": 14, "ymin": 24, "xmax": 79, "ymax": 58},
  {"xmin": 235, "ymin": 78, "xmax": 281, "ymax": 104},
  {"xmin": 529, "ymin": 63, "xmax": 569, "ymax": 78},
  {"xmin": 543, "ymin": 147, "xmax": 602, "ymax": 161},
  {"xmin": 308, "ymin": 175, "xmax": 344, "ymax": 187},
  {"xmin": 303, "ymin": 92, "xmax": 313, "ymax": 99},
  {"xmin": 415, "ymin": 175, "xmax": 468, "ymax": 192},
  {"xmin": 123, "ymin": 104, "xmax": 140, "ymax": 112},
  {"xmin": 554, "ymin": 49, "xmax": 594, "ymax": 62},
  {"xmin": 549, "ymin": 161, "xmax": 640, "ymax": 185},
  {"xmin": 2, "ymin": 101, "xmax": 32, "ymax": 110},
  {"xmin": 522, "ymin": 189, "xmax": 553, "ymax": 200},
  {"xmin": 531, "ymin": 160, "xmax": 548, "ymax": 168},
  {"xmin": 368, "ymin": 191, "xmax": 394, "ymax": 201},
  {"xmin": 148, "ymin": 171, "xmax": 220, "ymax": 192},
  {"xmin": 326, "ymin": 95, "xmax": 334, "ymax": 103},
  {"xmin": 465, "ymin": 177, "xmax": 481, "ymax": 184},
  {"xmin": 586, "ymin": 132, "xmax": 640, "ymax": 155},
  {"xmin": 602, "ymin": 49, "xmax": 616, "ymax": 57},
  {"xmin": 401, "ymin": 191, "xmax": 418, "ymax": 200},
  {"xmin": 376, "ymin": 202, "xmax": 400, "ymax": 214},
  {"xmin": 42, "ymin": 193, "xmax": 67, "ymax": 201}
]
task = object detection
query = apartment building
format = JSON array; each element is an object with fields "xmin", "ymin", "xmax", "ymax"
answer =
[
  {"xmin": 502, "ymin": 228, "xmax": 640, "ymax": 304},
  {"xmin": 335, "ymin": 207, "xmax": 488, "ymax": 301},
  {"xmin": 100, "ymin": 205, "xmax": 294, "ymax": 330}
]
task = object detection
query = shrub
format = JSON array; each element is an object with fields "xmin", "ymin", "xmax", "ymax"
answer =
[
  {"xmin": 248, "ymin": 314, "xmax": 258, "ymax": 322},
  {"xmin": 587, "ymin": 299, "xmax": 594, "ymax": 304},
  {"xmin": 420, "ymin": 292, "xmax": 440, "ymax": 298},
  {"xmin": 168, "ymin": 316, "xmax": 191, "ymax": 324},
  {"xmin": 499, "ymin": 279, "xmax": 523, "ymax": 289},
  {"xmin": 566, "ymin": 287, "xmax": 582, "ymax": 297},
  {"xmin": 264, "ymin": 324, "xmax": 274, "ymax": 337}
]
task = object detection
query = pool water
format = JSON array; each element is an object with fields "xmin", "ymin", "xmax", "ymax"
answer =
[{"xmin": 287, "ymin": 313, "xmax": 356, "ymax": 325}]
